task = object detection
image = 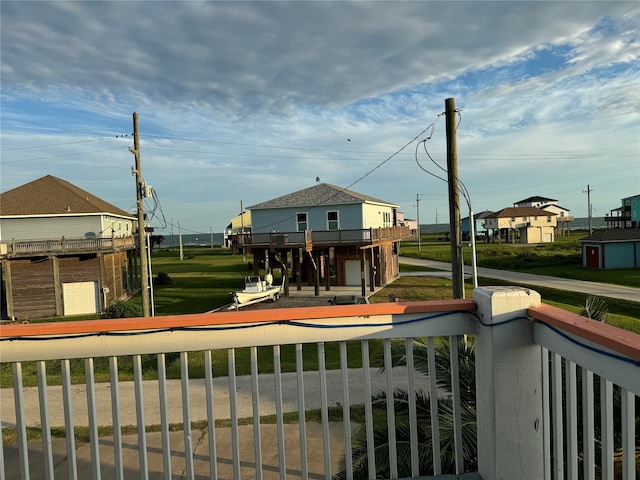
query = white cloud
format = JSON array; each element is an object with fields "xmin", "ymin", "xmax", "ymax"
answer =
[{"xmin": 1, "ymin": 1, "xmax": 638, "ymax": 231}]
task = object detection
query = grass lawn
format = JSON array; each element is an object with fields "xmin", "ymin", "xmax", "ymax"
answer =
[
  {"xmin": 400, "ymin": 230, "xmax": 640, "ymax": 288},
  {"xmin": 3, "ymin": 243, "xmax": 638, "ymax": 389}
]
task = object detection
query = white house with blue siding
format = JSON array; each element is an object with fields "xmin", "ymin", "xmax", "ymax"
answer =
[
  {"xmin": 248, "ymin": 183, "xmax": 398, "ymax": 233},
  {"xmin": 239, "ymin": 183, "xmax": 411, "ymax": 293}
]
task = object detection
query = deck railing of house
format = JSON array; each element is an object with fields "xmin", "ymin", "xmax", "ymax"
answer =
[
  {"xmin": 236, "ymin": 226, "xmax": 412, "ymax": 250},
  {"xmin": 1, "ymin": 236, "xmax": 136, "ymax": 257},
  {"xmin": 1, "ymin": 287, "xmax": 638, "ymax": 480}
]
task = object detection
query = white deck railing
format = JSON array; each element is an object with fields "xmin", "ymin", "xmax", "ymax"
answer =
[{"xmin": 1, "ymin": 287, "xmax": 638, "ymax": 480}]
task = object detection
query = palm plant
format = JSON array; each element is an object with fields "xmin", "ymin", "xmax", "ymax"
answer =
[
  {"xmin": 580, "ymin": 295, "xmax": 609, "ymax": 323},
  {"xmin": 334, "ymin": 337, "xmax": 477, "ymax": 479}
]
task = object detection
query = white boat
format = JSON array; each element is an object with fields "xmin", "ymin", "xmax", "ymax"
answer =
[{"xmin": 232, "ymin": 273, "xmax": 283, "ymax": 306}]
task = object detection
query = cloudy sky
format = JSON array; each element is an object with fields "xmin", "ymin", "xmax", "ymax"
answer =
[{"xmin": 2, "ymin": 1, "xmax": 639, "ymax": 236}]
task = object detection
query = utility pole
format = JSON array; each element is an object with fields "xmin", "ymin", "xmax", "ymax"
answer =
[
  {"xmin": 416, "ymin": 193, "xmax": 421, "ymax": 251},
  {"xmin": 129, "ymin": 112, "xmax": 150, "ymax": 317},
  {"xmin": 584, "ymin": 184, "xmax": 593, "ymax": 234},
  {"xmin": 445, "ymin": 98, "xmax": 463, "ymax": 299}
]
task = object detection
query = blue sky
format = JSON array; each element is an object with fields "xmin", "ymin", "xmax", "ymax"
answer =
[{"xmin": 1, "ymin": 1, "xmax": 638, "ymax": 236}]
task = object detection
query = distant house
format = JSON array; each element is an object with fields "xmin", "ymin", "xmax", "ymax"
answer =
[
  {"xmin": 395, "ymin": 211, "xmax": 418, "ymax": 236},
  {"xmin": 461, "ymin": 210, "xmax": 494, "ymax": 241},
  {"xmin": 604, "ymin": 194, "xmax": 640, "ymax": 229},
  {"xmin": 484, "ymin": 207, "xmax": 557, "ymax": 244},
  {"xmin": 0, "ymin": 175, "xmax": 137, "ymax": 320},
  {"xmin": 236, "ymin": 183, "xmax": 412, "ymax": 293},
  {"xmin": 581, "ymin": 229, "xmax": 640, "ymax": 269},
  {"xmin": 514, "ymin": 196, "xmax": 573, "ymax": 236},
  {"xmin": 224, "ymin": 210, "xmax": 251, "ymax": 249}
]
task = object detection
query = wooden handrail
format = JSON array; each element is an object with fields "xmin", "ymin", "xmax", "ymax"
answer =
[
  {"xmin": 529, "ymin": 303, "xmax": 640, "ymax": 361},
  {"xmin": 0, "ymin": 299, "xmax": 476, "ymax": 338}
]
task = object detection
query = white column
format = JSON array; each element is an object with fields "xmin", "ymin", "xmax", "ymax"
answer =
[{"xmin": 474, "ymin": 286, "xmax": 544, "ymax": 479}]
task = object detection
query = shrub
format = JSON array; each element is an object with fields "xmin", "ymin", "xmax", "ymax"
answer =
[
  {"xmin": 154, "ymin": 271, "xmax": 173, "ymax": 286},
  {"xmin": 102, "ymin": 300, "xmax": 141, "ymax": 319}
]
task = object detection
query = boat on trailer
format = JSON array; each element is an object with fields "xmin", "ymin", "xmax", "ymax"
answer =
[{"xmin": 232, "ymin": 273, "xmax": 283, "ymax": 307}]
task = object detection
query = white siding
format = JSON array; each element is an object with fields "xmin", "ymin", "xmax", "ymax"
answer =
[
  {"xmin": 0, "ymin": 215, "xmax": 135, "ymax": 241},
  {"xmin": 362, "ymin": 203, "xmax": 394, "ymax": 229}
]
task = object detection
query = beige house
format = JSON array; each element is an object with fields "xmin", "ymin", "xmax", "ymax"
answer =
[
  {"xmin": 514, "ymin": 195, "xmax": 573, "ymax": 236},
  {"xmin": 484, "ymin": 207, "xmax": 557, "ymax": 243},
  {"xmin": 0, "ymin": 175, "xmax": 138, "ymax": 320}
]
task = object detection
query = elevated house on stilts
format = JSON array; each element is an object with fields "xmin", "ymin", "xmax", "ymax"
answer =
[{"xmin": 233, "ymin": 183, "xmax": 413, "ymax": 297}]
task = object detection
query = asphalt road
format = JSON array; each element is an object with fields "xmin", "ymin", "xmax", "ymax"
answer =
[{"xmin": 399, "ymin": 256, "xmax": 640, "ymax": 303}]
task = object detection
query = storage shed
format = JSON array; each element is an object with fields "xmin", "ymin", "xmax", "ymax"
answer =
[{"xmin": 580, "ymin": 229, "xmax": 640, "ymax": 269}]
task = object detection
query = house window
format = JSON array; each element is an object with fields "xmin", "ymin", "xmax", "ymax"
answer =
[
  {"xmin": 547, "ymin": 216, "xmax": 552, "ymax": 222},
  {"xmin": 327, "ymin": 211, "xmax": 339, "ymax": 230},
  {"xmin": 510, "ymin": 217, "xmax": 515, "ymax": 222},
  {"xmin": 382, "ymin": 211, "xmax": 391, "ymax": 227},
  {"xmin": 297, "ymin": 213, "xmax": 308, "ymax": 232}
]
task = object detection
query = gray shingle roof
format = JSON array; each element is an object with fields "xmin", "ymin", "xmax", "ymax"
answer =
[
  {"xmin": 248, "ymin": 183, "xmax": 398, "ymax": 210},
  {"xmin": 580, "ymin": 229, "xmax": 640, "ymax": 242},
  {"xmin": 0, "ymin": 175, "xmax": 133, "ymax": 218},
  {"xmin": 515, "ymin": 196, "xmax": 558, "ymax": 204}
]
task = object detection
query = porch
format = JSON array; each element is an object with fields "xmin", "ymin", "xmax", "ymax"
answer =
[{"xmin": 1, "ymin": 287, "xmax": 638, "ymax": 479}]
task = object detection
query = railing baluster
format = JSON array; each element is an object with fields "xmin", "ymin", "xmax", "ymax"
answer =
[
  {"xmin": 339, "ymin": 341, "xmax": 353, "ymax": 480},
  {"xmin": 361, "ymin": 339, "xmax": 376, "ymax": 478},
  {"xmin": 84, "ymin": 358, "xmax": 101, "ymax": 480},
  {"xmin": 204, "ymin": 351, "xmax": 218, "ymax": 479},
  {"xmin": 11, "ymin": 363, "xmax": 29, "ymax": 480},
  {"xmin": 600, "ymin": 378, "xmax": 614, "ymax": 479},
  {"xmin": 566, "ymin": 360, "xmax": 578, "ymax": 480},
  {"xmin": 581, "ymin": 368, "xmax": 595, "ymax": 480},
  {"xmin": 250, "ymin": 346, "xmax": 263, "ymax": 480},
  {"xmin": 36, "ymin": 361, "xmax": 54, "ymax": 480},
  {"xmin": 61, "ymin": 359, "xmax": 78, "ymax": 480},
  {"xmin": 541, "ymin": 348, "xmax": 551, "ymax": 480},
  {"xmin": 317, "ymin": 342, "xmax": 331, "ymax": 477},
  {"xmin": 449, "ymin": 335, "xmax": 463, "ymax": 475},
  {"xmin": 0, "ymin": 413, "xmax": 5, "ymax": 480},
  {"xmin": 621, "ymin": 388, "xmax": 635, "ymax": 480},
  {"xmin": 383, "ymin": 338, "xmax": 398, "ymax": 478},
  {"xmin": 428, "ymin": 336, "xmax": 441, "ymax": 475},
  {"xmin": 296, "ymin": 343, "xmax": 308, "ymax": 479},
  {"xmin": 273, "ymin": 345, "xmax": 286, "ymax": 480},
  {"xmin": 133, "ymin": 355, "xmax": 149, "ymax": 480},
  {"xmin": 228, "ymin": 348, "xmax": 241, "ymax": 478},
  {"xmin": 551, "ymin": 354, "xmax": 564, "ymax": 480},
  {"xmin": 406, "ymin": 337, "xmax": 419, "ymax": 477},
  {"xmin": 157, "ymin": 353, "xmax": 171, "ymax": 479},
  {"xmin": 181, "ymin": 352, "xmax": 195, "ymax": 479},
  {"xmin": 109, "ymin": 356, "xmax": 124, "ymax": 480}
]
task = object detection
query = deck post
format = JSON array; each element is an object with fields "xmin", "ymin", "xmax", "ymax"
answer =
[{"xmin": 474, "ymin": 286, "xmax": 544, "ymax": 479}]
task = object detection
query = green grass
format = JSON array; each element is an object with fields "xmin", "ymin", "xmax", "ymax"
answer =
[
  {"xmin": 400, "ymin": 230, "xmax": 640, "ymax": 288},
  {"xmin": 3, "ymin": 242, "xmax": 638, "ymax": 391}
]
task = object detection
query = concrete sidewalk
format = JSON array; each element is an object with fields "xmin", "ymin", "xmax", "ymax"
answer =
[
  {"xmin": 3, "ymin": 421, "xmax": 353, "ymax": 479},
  {"xmin": 3, "ymin": 367, "xmax": 428, "ymax": 479}
]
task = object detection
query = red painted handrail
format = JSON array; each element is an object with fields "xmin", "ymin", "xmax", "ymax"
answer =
[
  {"xmin": 529, "ymin": 303, "xmax": 640, "ymax": 362},
  {"xmin": 0, "ymin": 299, "xmax": 476, "ymax": 338}
]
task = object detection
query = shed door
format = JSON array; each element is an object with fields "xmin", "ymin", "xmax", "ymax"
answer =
[
  {"xmin": 585, "ymin": 246, "xmax": 600, "ymax": 268},
  {"xmin": 345, "ymin": 260, "xmax": 369, "ymax": 286},
  {"xmin": 63, "ymin": 281, "xmax": 100, "ymax": 316}
]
